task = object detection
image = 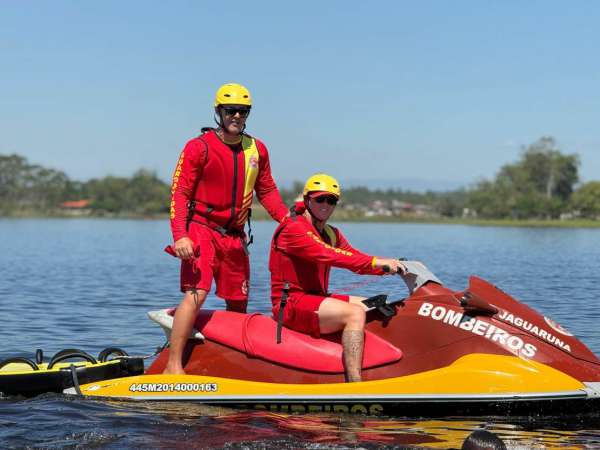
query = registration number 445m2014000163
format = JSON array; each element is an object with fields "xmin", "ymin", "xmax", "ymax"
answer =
[{"xmin": 128, "ymin": 383, "xmax": 218, "ymax": 393}]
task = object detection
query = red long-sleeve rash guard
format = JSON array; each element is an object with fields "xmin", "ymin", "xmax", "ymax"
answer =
[
  {"xmin": 170, "ymin": 138, "xmax": 205, "ymax": 242},
  {"xmin": 170, "ymin": 132, "xmax": 288, "ymax": 242},
  {"xmin": 270, "ymin": 215, "xmax": 380, "ymax": 303}
]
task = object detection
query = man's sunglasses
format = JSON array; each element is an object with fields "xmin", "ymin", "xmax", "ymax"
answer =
[
  {"xmin": 222, "ymin": 107, "xmax": 250, "ymax": 118},
  {"xmin": 314, "ymin": 196, "xmax": 338, "ymax": 205}
]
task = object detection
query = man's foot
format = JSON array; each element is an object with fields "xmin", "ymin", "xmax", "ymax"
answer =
[{"xmin": 162, "ymin": 364, "xmax": 186, "ymax": 375}]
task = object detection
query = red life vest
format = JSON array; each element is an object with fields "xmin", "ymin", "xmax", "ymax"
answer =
[
  {"xmin": 170, "ymin": 129, "xmax": 287, "ymax": 242},
  {"xmin": 187, "ymin": 130, "xmax": 259, "ymax": 231}
]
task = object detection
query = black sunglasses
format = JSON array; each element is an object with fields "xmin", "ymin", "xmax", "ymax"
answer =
[
  {"xmin": 314, "ymin": 196, "xmax": 338, "ymax": 205},
  {"xmin": 222, "ymin": 107, "xmax": 250, "ymax": 118}
]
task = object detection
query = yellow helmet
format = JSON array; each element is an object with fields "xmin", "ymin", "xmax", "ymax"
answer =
[
  {"xmin": 303, "ymin": 173, "xmax": 341, "ymax": 198},
  {"xmin": 214, "ymin": 83, "xmax": 252, "ymax": 107}
]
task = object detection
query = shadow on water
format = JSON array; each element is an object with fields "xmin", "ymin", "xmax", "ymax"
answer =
[{"xmin": 2, "ymin": 394, "xmax": 600, "ymax": 449}]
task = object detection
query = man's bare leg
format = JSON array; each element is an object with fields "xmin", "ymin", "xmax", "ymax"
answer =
[
  {"xmin": 317, "ymin": 297, "xmax": 367, "ymax": 382},
  {"xmin": 342, "ymin": 329, "xmax": 364, "ymax": 382},
  {"xmin": 163, "ymin": 288, "xmax": 207, "ymax": 374}
]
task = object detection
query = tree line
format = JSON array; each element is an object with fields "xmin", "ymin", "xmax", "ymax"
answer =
[
  {"xmin": 281, "ymin": 137, "xmax": 599, "ymax": 220},
  {"xmin": 463, "ymin": 137, "xmax": 599, "ymax": 219},
  {"xmin": 0, "ymin": 154, "xmax": 169, "ymax": 216},
  {"xmin": 1, "ymin": 136, "xmax": 599, "ymax": 219}
]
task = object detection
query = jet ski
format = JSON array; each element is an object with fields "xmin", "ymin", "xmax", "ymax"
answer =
[{"xmin": 69, "ymin": 262, "xmax": 600, "ymax": 417}]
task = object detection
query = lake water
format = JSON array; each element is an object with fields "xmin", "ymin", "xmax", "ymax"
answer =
[{"xmin": 1, "ymin": 219, "xmax": 600, "ymax": 449}]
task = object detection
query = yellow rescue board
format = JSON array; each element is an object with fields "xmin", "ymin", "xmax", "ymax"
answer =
[
  {"xmin": 1, "ymin": 360, "xmax": 119, "ymax": 375},
  {"xmin": 75, "ymin": 354, "xmax": 585, "ymax": 400}
]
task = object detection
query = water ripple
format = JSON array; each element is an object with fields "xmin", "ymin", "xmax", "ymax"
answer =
[{"xmin": 2, "ymin": 219, "xmax": 600, "ymax": 448}]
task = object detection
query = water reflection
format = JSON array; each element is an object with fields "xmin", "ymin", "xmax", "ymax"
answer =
[
  {"xmin": 205, "ymin": 411, "xmax": 600, "ymax": 449},
  {"xmin": 97, "ymin": 400, "xmax": 600, "ymax": 449}
]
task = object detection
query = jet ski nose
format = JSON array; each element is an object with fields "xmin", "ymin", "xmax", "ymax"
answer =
[{"xmin": 584, "ymin": 382, "xmax": 600, "ymax": 398}]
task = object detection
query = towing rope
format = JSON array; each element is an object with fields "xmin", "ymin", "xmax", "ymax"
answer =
[{"xmin": 69, "ymin": 365, "xmax": 82, "ymax": 395}]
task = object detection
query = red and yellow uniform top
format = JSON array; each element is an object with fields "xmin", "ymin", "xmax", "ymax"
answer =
[
  {"xmin": 170, "ymin": 129, "xmax": 288, "ymax": 242},
  {"xmin": 269, "ymin": 204, "xmax": 381, "ymax": 306}
]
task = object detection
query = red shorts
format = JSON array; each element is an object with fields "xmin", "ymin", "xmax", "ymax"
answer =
[
  {"xmin": 275, "ymin": 293, "xmax": 350, "ymax": 338},
  {"xmin": 180, "ymin": 222, "xmax": 249, "ymax": 302}
]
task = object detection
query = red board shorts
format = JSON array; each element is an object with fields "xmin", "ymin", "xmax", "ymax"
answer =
[
  {"xmin": 180, "ymin": 222, "xmax": 249, "ymax": 303},
  {"xmin": 279, "ymin": 292, "xmax": 351, "ymax": 338}
]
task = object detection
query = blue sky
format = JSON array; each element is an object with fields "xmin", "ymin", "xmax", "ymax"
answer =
[{"xmin": 2, "ymin": 1, "xmax": 599, "ymax": 191}]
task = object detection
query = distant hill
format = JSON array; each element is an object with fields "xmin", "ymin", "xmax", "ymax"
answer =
[
  {"xmin": 340, "ymin": 177, "xmax": 467, "ymax": 193},
  {"xmin": 276, "ymin": 177, "xmax": 467, "ymax": 193}
]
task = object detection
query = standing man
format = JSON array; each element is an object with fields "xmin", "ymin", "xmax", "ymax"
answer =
[
  {"xmin": 269, "ymin": 173, "xmax": 405, "ymax": 382},
  {"xmin": 165, "ymin": 83, "xmax": 289, "ymax": 374}
]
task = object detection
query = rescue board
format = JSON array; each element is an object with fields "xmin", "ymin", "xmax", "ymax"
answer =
[{"xmin": 0, "ymin": 348, "xmax": 144, "ymax": 397}]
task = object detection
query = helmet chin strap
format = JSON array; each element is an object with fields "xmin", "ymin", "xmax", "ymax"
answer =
[
  {"xmin": 214, "ymin": 107, "xmax": 247, "ymax": 135},
  {"xmin": 213, "ymin": 111, "xmax": 223, "ymax": 128}
]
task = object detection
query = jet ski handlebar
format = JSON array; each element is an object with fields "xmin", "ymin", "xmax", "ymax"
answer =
[
  {"xmin": 362, "ymin": 261, "xmax": 444, "ymax": 316},
  {"xmin": 382, "ymin": 260, "xmax": 443, "ymax": 294}
]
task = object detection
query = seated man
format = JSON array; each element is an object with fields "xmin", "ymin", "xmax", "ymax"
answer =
[{"xmin": 269, "ymin": 173, "xmax": 405, "ymax": 382}]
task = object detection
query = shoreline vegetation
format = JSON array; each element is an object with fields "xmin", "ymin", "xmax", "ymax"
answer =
[
  {"xmin": 2, "ymin": 136, "xmax": 600, "ymax": 228},
  {"xmin": 4, "ymin": 208, "xmax": 600, "ymax": 228}
]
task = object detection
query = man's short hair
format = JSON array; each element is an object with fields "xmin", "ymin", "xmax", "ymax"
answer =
[{"xmin": 461, "ymin": 429, "xmax": 507, "ymax": 450}]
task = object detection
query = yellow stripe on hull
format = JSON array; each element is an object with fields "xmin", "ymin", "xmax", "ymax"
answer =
[{"xmin": 75, "ymin": 354, "xmax": 585, "ymax": 399}]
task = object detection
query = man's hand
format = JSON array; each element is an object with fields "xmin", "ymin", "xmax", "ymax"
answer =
[
  {"xmin": 174, "ymin": 237, "xmax": 195, "ymax": 259},
  {"xmin": 375, "ymin": 258, "xmax": 407, "ymax": 275}
]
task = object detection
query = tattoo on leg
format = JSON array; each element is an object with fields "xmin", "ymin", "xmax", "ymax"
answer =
[{"xmin": 342, "ymin": 330, "xmax": 364, "ymax": 383}]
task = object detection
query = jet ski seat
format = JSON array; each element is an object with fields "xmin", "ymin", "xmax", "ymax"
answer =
[{"xmin": 185, "ymin": 309, "xmax": 403, "ymax": 373}]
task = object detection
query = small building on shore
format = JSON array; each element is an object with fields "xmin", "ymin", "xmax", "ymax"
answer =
[{"xmin": 59, "ymin": 199, "xmax": 92, "ymax": 216}]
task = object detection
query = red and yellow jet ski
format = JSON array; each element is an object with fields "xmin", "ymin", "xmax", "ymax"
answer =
[{"xmin": 70, "ymin": 262, "xmax": 600, "ymax": 417}]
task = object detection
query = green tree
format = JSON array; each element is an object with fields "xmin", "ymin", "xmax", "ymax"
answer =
[
  {"xmin": 84, "ymin": 170, "xmax": 170, "ymax": 214},
  {"xmin": 571, "ymin": 182, "xmax": 600, "ymax": 219},
  {"xmin": 468, "ymin": 179, "xmax": 512, "ymax": 218},
  {"xmin": 519, "ymin": 137, "xmax": 579, "ymax": 202},
  {"xmin": 0, "ymin": 154, "xmax": 29, "ymax": 209},
  {"xmin": 125, "ymin": 169, "xmax": 170, "ymax": 214},
  {"xmin": 467, "ymin": 137, "xmax": 579, "ymax": 219},
  {"xmin": 434, "ymin": 189, "xmax": 468, "ymax": 217},
  {"xmin": 86, "ymin": 176, "xmax": 130, "ymax": 212},
  {"xmin": 29, "ymin": 166, "xmax": 71, "ymax": 210},
  {"xmin": 0, "ymin": 154, "xmax": 71, "ymax": 213}
]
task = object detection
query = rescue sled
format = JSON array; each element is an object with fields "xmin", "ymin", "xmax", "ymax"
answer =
[
  {"xmin": 68, "ymin": 263, "xmax": 600, "ymax": 417},
  {"xmin": 0, "ymin": 348, "xmax": 144, "ymax": 397}
]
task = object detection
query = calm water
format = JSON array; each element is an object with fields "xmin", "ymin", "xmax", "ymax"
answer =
[{"xmin": 1, "ymin": 219, "xmax": 600, "ymax": 449}]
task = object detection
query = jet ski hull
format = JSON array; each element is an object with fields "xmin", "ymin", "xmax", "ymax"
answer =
[{"xmin": 71, "ymin": 354, "xmax": 600, "ymax": 417}]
